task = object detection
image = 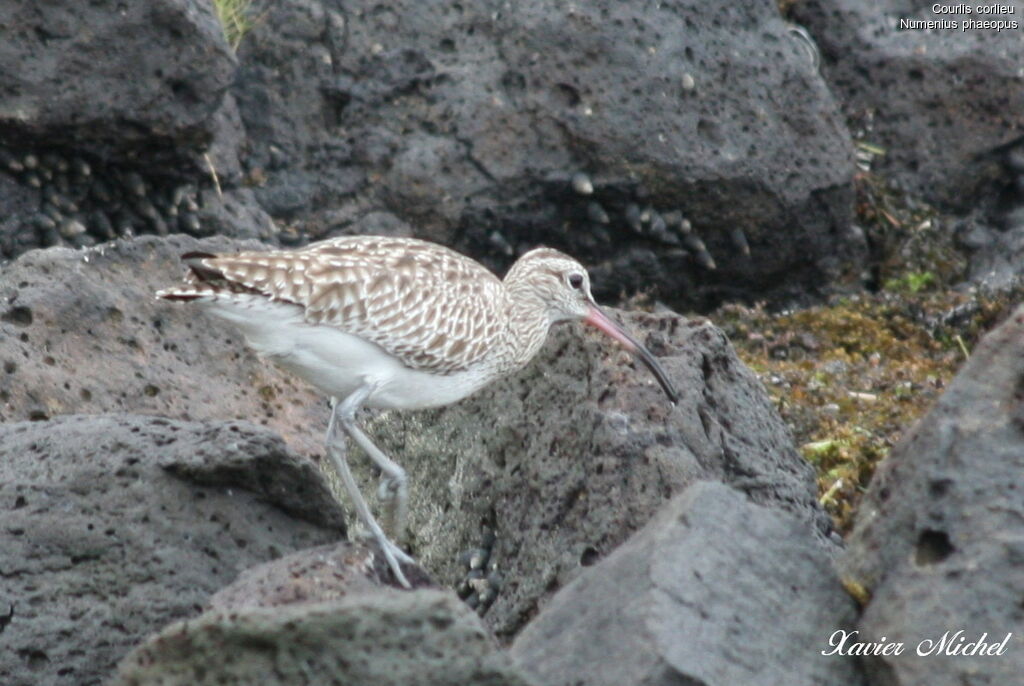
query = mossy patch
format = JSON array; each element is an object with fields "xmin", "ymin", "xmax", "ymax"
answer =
[{"xmin": 715, "ymin": 285, "xmax": 1019, "ymax": 533}]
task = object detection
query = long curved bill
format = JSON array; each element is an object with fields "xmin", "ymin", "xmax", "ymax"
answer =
[{"xmin": 583, "ymin": 304, "xmax": 680, "ymax": 405}]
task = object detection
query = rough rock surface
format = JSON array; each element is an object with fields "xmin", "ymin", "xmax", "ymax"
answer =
[
  {"xmin": 207, "ymin": 542, "xmax": 434, "ymax": 611},
  {"xmin": 840, "ymin": 305, "xmax": 1024, "ymax": 685},
  {"xmin": 0, "ymin": 235, "xmax": 326, "ymax": 456},
  {"xmin": 111, "ymin": 590, "xmax": 537, "ymax": 686},
  {"xmin": 0, "ymin": 414, "xmax": 345, "ymax": 686},
  {"xmin": 510, "ymin": 481, "xmax": 863, "ymax": 686},
  {"xmin": 0, "ymin": 234, "xmax": 832, "ymax": 639},
  {"xmin": 369, "ymin": 309, "xmax": 834, "ymax": 637},
  {"xmin": 0, "ymin": 0, "xmax": 235, "ymax": 160},
  {"xmin": 0, "ymin": 173, "xmax": 41, "ymax": 259},
  {"xmin": 232, "ymin": 0, "xmax": 856, "ymax": 308},
  {"xmin": 790, "ymin": 0, "xmax": 1024, "ymax": 210},
  {"xmin": 0, "ymin": 1, "xmax": 267, "ymax": 262},
  {"xmin": 955, "ymin": 208, "xmax": 1024, "ymax": 293}
]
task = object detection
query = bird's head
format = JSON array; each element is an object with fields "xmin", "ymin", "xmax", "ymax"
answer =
[{"xmin": 505, "ymin": 247, "xmax": 679, "ymax": 404}]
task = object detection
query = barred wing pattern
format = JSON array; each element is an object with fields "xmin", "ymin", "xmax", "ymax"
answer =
[{"xmin": 180, "ymin": 237, "xmax": 509, "ymax": 375}]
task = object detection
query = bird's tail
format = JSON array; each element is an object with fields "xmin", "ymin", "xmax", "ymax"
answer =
[{"xmin": 157, "ymin": 251, "xmax": 237, "ymax": 301}]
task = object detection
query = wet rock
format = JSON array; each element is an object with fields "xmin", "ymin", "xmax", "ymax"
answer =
[
  {"xmin": 840, "ymin": 305, "xmax": 1024, "ymax": 685},
  {"xmin": 111, "ymin": 591, "xmax": 536, "ymax": 686},
  {"xmin": 511, "ymin": 482, "xmax": 863, "ymax": 686},
  {"xmin": 585, "ymin": 201, "xmax": 610, "ymax": 225},
  {"xmin": 0, "ymin": 414, "xmax": 344, "ymax": 686}
]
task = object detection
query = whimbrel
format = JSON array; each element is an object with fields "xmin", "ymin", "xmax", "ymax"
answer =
[{"xmin": 158, "ymin": 236, "xmax": 678, "ymax": 587}]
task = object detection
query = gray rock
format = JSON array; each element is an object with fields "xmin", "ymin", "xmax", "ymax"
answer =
[
  {"xmin": 251, "ymin": 168, "xmax": 317, "ymax": 219},
  {"xmin": 511, "ymin": 481, "xmax": 863, "ymax": 686},
  {"xmin": 956, "ymin": 215, "xmax": 1024, "ymax": 293},
  {"xmin": 791, "ymin": 0, "xmax": 1024, "ymax": 210},
  {"xmin": 0, "ymin": 235, "xmax": 328, "ymax": 457},
  {"xmin": 231, "ymin": 0, "xmax": 856, "ymax": 308},
  {"xmin": 111, "ymin": 590, "xmax": 537, "ymax": 686},
  {"xmin": 840, "ymin": 305, "xmax": 1024, "ymax": 685},
  {"xmin": 0, "ymin": 0, "xmax": 236, "ymax": 162},
  {"xmin": 0, "ymin": 414, "xmax": 344, "ymax": 686},
  {"xmin": 0, "ymin": 3, "xmax": 258, "ymax": 262},
  {"xmin": 0, "ymin": 171, "xmax": 42, "ymax": 259},
  {"xmin": 368, "ymin": 312, "xmax": 834, "ymax": 637},
  {"xmin": 207, "ymin": 542, "xmax": 433, "ymax": 611},
  {"xmin": 203, "ymin": 93, "xmax": 247, "ymax": 189},
  {"xmin": 195, "ymin": 187, "xmax": 278, "ymax": 241},
  {"xmin": 0, "ymin": 234, "xmax": 833, "ymax": 647}
]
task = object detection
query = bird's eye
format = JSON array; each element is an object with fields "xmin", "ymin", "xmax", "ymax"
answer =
[{"xmin": 568, "ymin": 273, "xmax": 584, "ymax": 290}]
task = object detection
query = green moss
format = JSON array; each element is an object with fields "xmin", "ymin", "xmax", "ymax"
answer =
[
  {"xmin": 716, "ymin": 285, "xmax": 1019, "ymax": 533},
  {"xmin": 884, "ymin": 270, "xmax": 936, "ymax": 294},
  {"xmin": 705, "ymin": 141, "xmax": 1024, "ymax": 534}
]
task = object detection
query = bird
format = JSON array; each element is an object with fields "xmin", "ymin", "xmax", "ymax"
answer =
[{"xmin": 158, "ymin": 235, "xmax": 679, "ymax": 588}]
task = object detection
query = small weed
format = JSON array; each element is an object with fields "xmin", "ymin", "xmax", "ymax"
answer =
[
  {"xmin": 213, "ymin": 0, "xmax": 256, "ymax": 51},
  {"xmin": 884, "ymin": 271, "xmax": 936, "ymax": 294}
]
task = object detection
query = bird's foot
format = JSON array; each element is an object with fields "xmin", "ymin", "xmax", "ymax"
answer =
[
  {"xmin": 361, "ymin": 530, "xmax": 415, "ymax": 588},
  {"xmin": 379, "ymin": 538, "xmax": 414, "ymax": 588},
  {"xmin": 382, "ymin": 537, "xmax": 416, "ymax": 566}
]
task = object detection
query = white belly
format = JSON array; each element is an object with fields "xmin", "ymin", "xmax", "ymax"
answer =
[{"xmin": 199, "ymin": 297, "xmax": 495, "ymax": 410}]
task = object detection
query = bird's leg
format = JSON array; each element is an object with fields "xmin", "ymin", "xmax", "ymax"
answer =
[
  {"xmin": 343, "ymin": 420, "xmax": 408, "ymax": 541},
  {"xmin": 325, "ymin": 390, "xmax": 413, "ymax": 588}
]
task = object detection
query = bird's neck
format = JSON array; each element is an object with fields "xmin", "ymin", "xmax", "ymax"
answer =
[{"xmin": 499, "ymin": 276, "xmax": 551, "ymax": 373}]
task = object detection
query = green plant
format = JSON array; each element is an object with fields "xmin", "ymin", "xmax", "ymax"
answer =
[
  {"xmin": 213, "ymin": 0, "xmax": 255, "ymax": 51},
  {"xmin": 883, "ymin": 270, "xmax": 936, "ymax": 294}
]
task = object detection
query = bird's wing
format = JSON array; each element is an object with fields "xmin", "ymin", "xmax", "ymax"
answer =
[{"xmin": 172, "ymin": 236, "xmax": 508, "ymax": 374}]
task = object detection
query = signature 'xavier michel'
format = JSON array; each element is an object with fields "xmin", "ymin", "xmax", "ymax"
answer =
[{"xmin": 158, "ymin": 235, "xmax": 678, "ymax": 587}]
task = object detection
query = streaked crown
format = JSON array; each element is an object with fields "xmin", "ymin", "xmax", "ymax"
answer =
[{"xmin": 504, "ymin": 247, "xmax": 594, "ymax": 324}]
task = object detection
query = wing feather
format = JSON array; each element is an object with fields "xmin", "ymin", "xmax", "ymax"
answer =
[{"xmin": 179, "ymin": 236, "xmax": 506, "ymax": 374}]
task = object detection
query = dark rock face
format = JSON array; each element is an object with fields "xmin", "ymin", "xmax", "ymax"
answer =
[
  {"xmin": 0, "ymin": 414, "xmax": 345, "ymax": 686},
  {"xmin": 0, "ymin": 235, "xmax": 327, "ymax": 456},
  {"xmin": 955, "ymin": 210, "xmax": 1024, "ymax": 292},
  {"xmin": 0, "ymin": 172, "xmax": 41, "ymax": 258},
  {"xmin": 791, "ymin": 0, "xmax": 1024, "ymax": 210},
  {"xmin": 0, "ymin": 0, "xmax": 859, "ymax": 305},
  {"xmin": 369, "ymin": 309, "xmax": 834, "ymax": 637},
  {"xmin": 510, "ymin": 481, "xmax": 863, "ymax": 686},
  {"xmin": 0, "ymin": 2, "xmax": 268, "ymax": 261},
  {"xmin": 111, "ymin": 590, "xmax": 537, "ymax": 686},
  {"xmin": 840, "ymin": 305, "xmax": 1024, "ymax": 685},
  {"xmin": 232, "ymin": 0, "xmax": 857, "ymax": 308},
  {"xmin": 0, "ymin": 143, "xmax": 274, "ymax": 261},
  {"xmin": 0, "ymin": 0, "xmax": 235, "ymax": 160}
]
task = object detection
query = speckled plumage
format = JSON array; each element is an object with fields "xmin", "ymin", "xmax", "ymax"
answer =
[
  {"xmin": 158, "ymin": 235, "xmax": 678, "ymax": 588},
  {"xmin": 160, "ymin": 236, "xmax": 551, "ymax": 377}
]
